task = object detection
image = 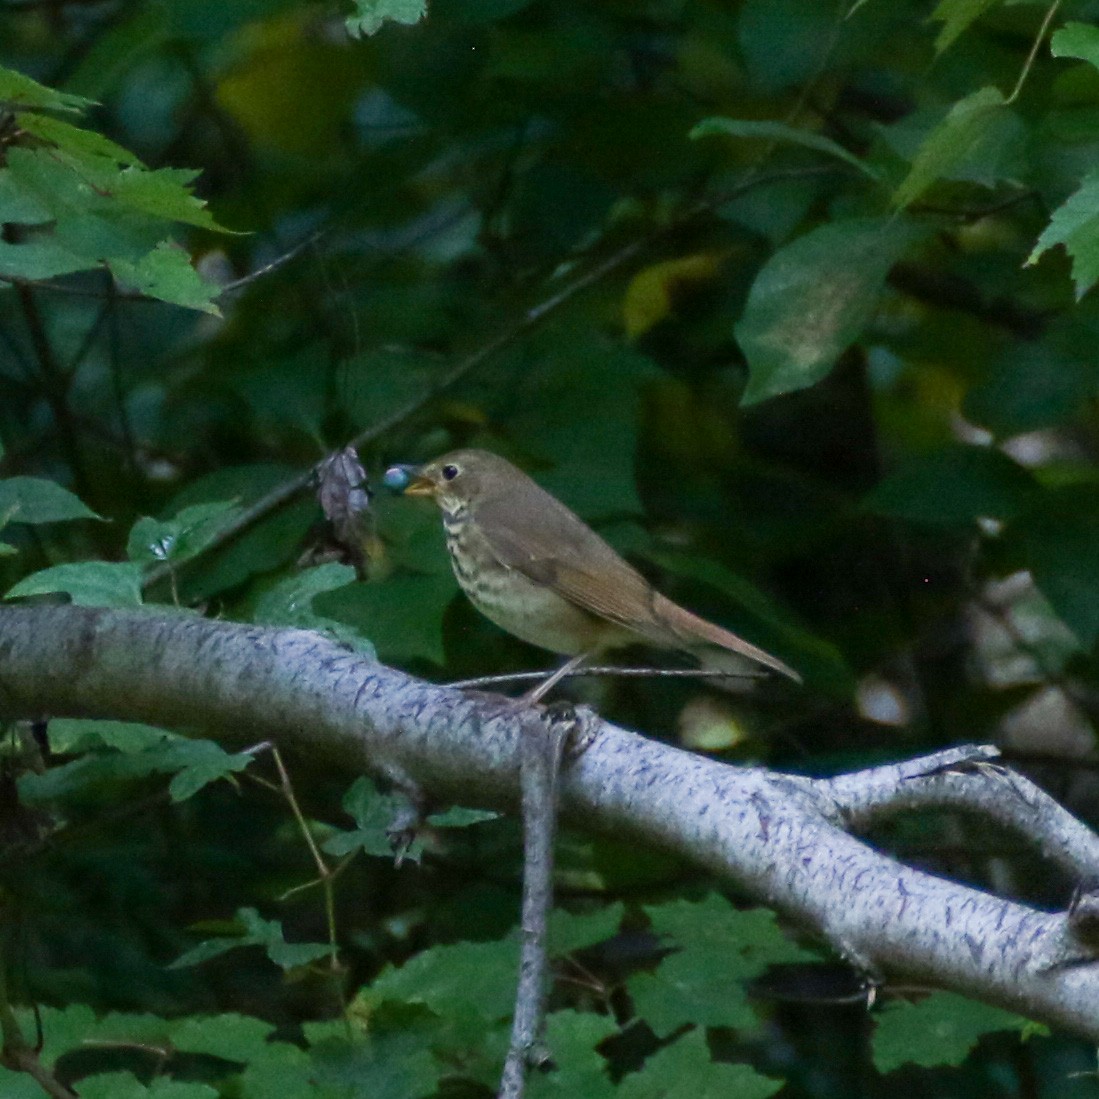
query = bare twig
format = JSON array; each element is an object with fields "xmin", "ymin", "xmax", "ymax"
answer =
[
  {"xmin": 218, "ymin": 231, "xmax": 326, "ymax": 296},
  {"xmin": 266, "ymin": 746, "xmax": 344, "ymax": 978},
  {"xmin": 0, "ymin": 926, "xmax": 77, "ymax": 1099},
  {"xmin": 498, "ymin": 708, "xmax": 573, "ymax": 1099},
  {"xmin": 0, "ymin": 230, "xmax": 326, "ymax": 303},
  {"xmin": 448, "ymin": 666, "xmax": 767, "ymax": 690},
  {"xmin": 16, "ymin": 283, "xmax": 89, "ymax": 497}
]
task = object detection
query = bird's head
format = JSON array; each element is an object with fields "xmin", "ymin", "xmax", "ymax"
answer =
[{"xmin": 384, "ymin": 449, "xmax": 510, "ymax": 515}]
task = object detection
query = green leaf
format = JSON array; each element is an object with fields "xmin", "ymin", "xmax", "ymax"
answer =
[
  {"xmin": 0, "ymin": 1074, "xmax": 50, "ymax": 1098},
  {"xmin": 1008, "ymin": 484, "xmax": 1099, "ymax": 647},
  {"xmin": 0, "ymin": 476, "xmax": 101, "ymax": 524},
  {"xmin": 619, "ymin": 1028, "xmax": 783, "ymax": 1099},
  {"xmin": 368, "ymin": 937, "xmax": 520, "ymax": 1020},
  {"xmin": 527, "ymin": 1011, "xmax": 618, "ymax": 1099},
  {"xmin": 507, "ymin": 342, "xmax": 657, "ymax": 517},
  {"xmin": 79, "ymin": 1074, "xmax": 218, "ymax": 1099},
  {"xmin": 15, "ymin": 113, "xmax": 224, "ymax": 232},
  {"xmin": 893, "ymin": 87, "xmax": 1020, "ymax": 210},
  {"xmin": 426, "ymin": 805, "xmax": 499, "ymax": 827},
  {"xmin": 1027, "ymin": 168, "xmax": 1099, "ymax": 298},
  {"xmin": 1050, "ymin": 21, "xmax": 1099, "ymax": 69},
  {"xmin": 110, "ymin": 241, "xmax": 221, "ymax": 315},
  {"xmin": 346, "ymin": 0, "xmax": 426, "ymax": 37},
  {"xmin": 15, "ymin": 1004, "xmax": 99, "ymax": 1064},
  {"xmin": 16, "ymin": 111, "xmax": 142, "ymax": 167},
  {"xmin": 872, "ymin": 992, "xmax": 1028, "ymax": 1072},
  {"xmin": 127, "ymin": 500, "xmax": 240, "ymax": 565},
  {"xmin": 0, "ymin": 170, "xmax": 52, "ymax": 222},
  {"xmin": 0, "ymin": 237, "xmax": 92, "ymax": 280},
  {"xmin": 308, "ymin": 1028, "xmax": 441, "ymax": 1099},
  {"xmin": 690, "ymin": 117, "xmax": 879, "ymax": 179},
  {"xmin": 323, "ymin": 776, "xmax": 423, "ymax": 861},
  {"xmin": 6, "ymin": 561, "xmax": 143, "ymax": 606},
  {"xmin": 0, "ymin": 100, "xmax": 224, "ymax": 312},
  {"xmin": 339, "ymin": 348, "xmax": 440, "ymax": 434},
  {"xmin": 737, "ymin": 217, "xmax": 923, "ymax": 405},
  {"xmin": 548, "ymin": 904, "xmax": 625, "ymax": 957},
  {"xmin": 0, "ymin": 63, "xmax": 90, "ymax": 112},
  {"xmin": 166, "ymin": 740, "xmax": 254, "ymax": 802},
  {"xmin": 963, "ymin": 338, "xmax": 1099, "ymax": 436},
  {"xmin": 164, "ymin": 466, "xmax": 320, "ymax": 602},
  {"xmin": 314, "ymin": 572, "xmax": 458, "ymax": 665},
  {"xmin": 627, "ymin": 896, "xmax": 813, "ymax": 1036},
  {"xmin": 170, "ymin": 1013, "xmax": 276, "ymax": 1062},
  {"xmin": 253, "ymin": 563, "xmax": 376, "ymax": 655},
  {"xmin": 19, "ymin": 737, "xmax": 252, "ymax": 805},
  {"xmin": 238, "ymin": 1042, "xmax": 321, "ymax": 1099},
  {"xmin": 866, "ymin": 445, "xmax": 1037, "ymax": 525},
  {"xmin": 171, "ymin": 908, "xmax": 332, "ymax": 971},
  {"xmin": 930, "ymin": 0, "xmax": 1002, "ymax": 53},
  {"xmin": 43, "ymin": 718, "xmax": 174, "ymax": 754},
  {"xmin": 97, "ymin": 165, "xmax": 222, "ymax": 231}
]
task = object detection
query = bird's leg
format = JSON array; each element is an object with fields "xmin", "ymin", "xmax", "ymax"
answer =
[{"xmin": 516, "ymin": 652, "xmax": 590, "ymax": 707}]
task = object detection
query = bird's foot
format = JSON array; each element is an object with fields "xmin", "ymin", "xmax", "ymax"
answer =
[
  {"xmin": 537, "ymin": 700, "xmax": 600, "ymax": 759},
  {"xmin": 379, "ymin": 764, "xmax": 429, "ymax": 867}
]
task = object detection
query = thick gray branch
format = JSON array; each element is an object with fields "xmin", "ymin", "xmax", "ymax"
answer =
[{"xmin": 1, "ymin": 606, "xmax": 1098, "ymax": 1038}]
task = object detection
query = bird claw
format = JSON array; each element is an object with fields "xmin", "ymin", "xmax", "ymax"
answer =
[
  {"xmin": 379, "ymin": 766, "xmax": 429, "ymax": 867},
  {"xmin": 386, "ymin": 800, "xmax": 424, "ymax": 868},
  {"xmin": 829, "ymin": 938, "xmax": 884, "ymax": 1005},
  {"xmin": 541, "ymin": 701, "xmax": 599, "ymax": 759}
]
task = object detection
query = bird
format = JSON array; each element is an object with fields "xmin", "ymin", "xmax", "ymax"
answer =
[{"xmin": 384, "ymin": 449, "xmax": 800, "ymax": 694}]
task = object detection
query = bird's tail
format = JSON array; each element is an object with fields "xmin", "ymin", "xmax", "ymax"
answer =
[{"xmin": 651, "ymin": 593, "xmax": 801, "ymax": 683}]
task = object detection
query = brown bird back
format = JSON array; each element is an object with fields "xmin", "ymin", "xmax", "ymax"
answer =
[{"xmin": 467, "ymin": 455, "xmax": 799, "ymax": 681}]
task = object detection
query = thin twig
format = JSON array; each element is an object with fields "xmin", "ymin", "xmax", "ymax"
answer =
[
  {"xmin": 497, "ymin": 709, "xmax": 573, "ymax": 1099},
  {"xmin": 218, "ymin": 231, "xmax": 327, "ymax": 296},
  {"xmin": 0, "ymin": 230, "xmax": 326, "ymax": 303},
  {"xmin": 267, "ymin": 746, "xmax": 343, "ymax": 976},
  {"xmin": 447, "ymin": 666, "xmax": 768, "ymax": 690},
  {"xmin": 16, "ymin": 283, "xmax": 89, "ymax": 497},
  {"xmin": 0, "ymin": 923, "xmax": 77, "ymax": 1099},
  {"xmin": 1005, "ymin": 0, "xmax": 1062, "ymax": 105}
]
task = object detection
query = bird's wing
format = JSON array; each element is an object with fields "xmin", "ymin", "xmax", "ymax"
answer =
[
  {"xmin": 476, "ymin": 488, "xmax": 801, "ymax": 681},
  {"xmin": 474, "ymin": 491, "xmax": 666, "ymax": 640}
]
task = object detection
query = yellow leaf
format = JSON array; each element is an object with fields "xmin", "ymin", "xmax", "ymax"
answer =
[{"xmin": 622, "ymin": 252, "xmax": 724, "ymax": 341}]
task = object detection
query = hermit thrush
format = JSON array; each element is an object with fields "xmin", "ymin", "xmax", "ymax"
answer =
[{"xmin": 385, "ymin": 449, "xmax": 800, "ymax": 684}]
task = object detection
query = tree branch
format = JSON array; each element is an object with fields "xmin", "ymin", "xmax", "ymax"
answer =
[
  {"xmin": 1, "ymin": 606, "xmax": 1098, "ymax": 1038},
  {"xmin": 822, "ymin": 748, "xmax": 1099, "ymax": 883}
]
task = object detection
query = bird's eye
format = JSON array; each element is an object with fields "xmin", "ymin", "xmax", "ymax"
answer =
[{"xmin": 441, "ymin": 464, "xmax": 460, "ymax": 481}]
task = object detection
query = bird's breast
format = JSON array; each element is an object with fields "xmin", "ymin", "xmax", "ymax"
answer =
[{"xmin": 443, "ymin": 515, "xmax": 612, "ymax": 656}]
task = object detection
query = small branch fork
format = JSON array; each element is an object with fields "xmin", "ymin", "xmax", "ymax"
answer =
[{"xmin": 820, "ymin": 745, "xmax": 1099, "ymax": 887}]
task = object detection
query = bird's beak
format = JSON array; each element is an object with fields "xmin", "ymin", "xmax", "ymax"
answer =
[
  {"xmin": 383, "ymin": 464, "xmax": 435, "ymax": 496},
  {"xmin": 401, "ymin": 468, "xmax": 437, "ymax": 497}
]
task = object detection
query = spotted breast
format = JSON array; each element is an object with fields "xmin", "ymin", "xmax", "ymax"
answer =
[{"xmin": 441, "ymin": 503, "xmax": 610, "ymax": 656}]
